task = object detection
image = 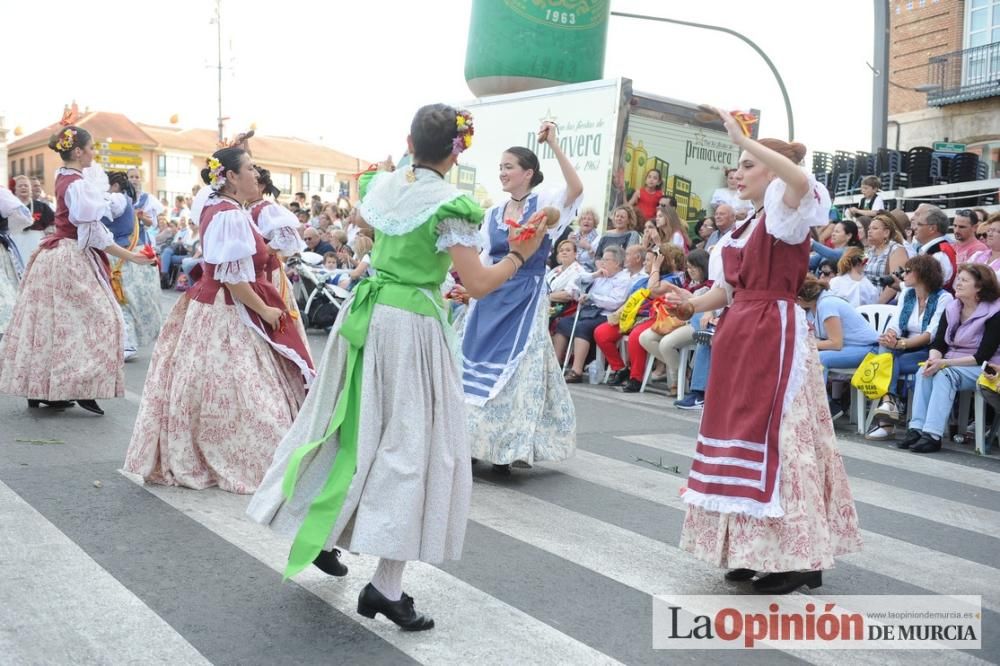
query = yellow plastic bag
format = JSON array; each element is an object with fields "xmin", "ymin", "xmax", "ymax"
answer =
[
  {"xmin": 617, "ymin": 288, "xmax": 649, "ymax": 334},
  {"xmin": 978, "ymin": 366, "xmax": 1000, "ymax": 393},
  {"xmin": 851, "ymin": 352, "xmax": 893, "ymax": 400}
]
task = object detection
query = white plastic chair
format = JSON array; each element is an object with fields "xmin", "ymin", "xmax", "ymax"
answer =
[{"xmin": 826, "ymin": 303, "xmax": 897, "ymax": 434}]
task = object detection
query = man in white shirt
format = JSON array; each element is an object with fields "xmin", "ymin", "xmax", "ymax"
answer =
[{"xmin": 913, "ymin": 204, "xmax": 956, "ymax": 291}]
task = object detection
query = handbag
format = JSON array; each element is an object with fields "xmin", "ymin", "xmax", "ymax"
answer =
[
  {"xmin": 850, "ymin": 352, "xmax": 893, "ymax": 400},
  {"xmin": 649, "ymin": 296, "xmax": 687, "ymax": 335}
]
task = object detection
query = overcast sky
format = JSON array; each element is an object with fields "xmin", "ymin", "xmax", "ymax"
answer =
[{"xmin": 4, "ymin": 0, "xmax": 877, "ymax": 162}]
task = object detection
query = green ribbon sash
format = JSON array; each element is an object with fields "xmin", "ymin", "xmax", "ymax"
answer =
[{"xmin": 281, "ymin": 274, "xmax": 443, "ymax": 578}]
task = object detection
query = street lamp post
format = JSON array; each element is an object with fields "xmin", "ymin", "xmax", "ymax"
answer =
[
  {"xmin": 214, "ymin": 0, "xmax": 224, "ymax": 143},
  {"xmin": 610, "ymin": 11, "xmax": 794, "ymax": 141}
]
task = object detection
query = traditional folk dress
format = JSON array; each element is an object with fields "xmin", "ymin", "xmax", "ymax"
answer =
[
  {"xmin": 247, "ymin": 168, "xmax": 482, "ymax": 577},
  {"xmin": 103, "ymin": 192, "xmax": 163, "ymax": 351},
  {"xmin": 458, "ymin": 187, "xmax": 582, "ymax": 466},
  {"xmin": 0, "ymin": 189, "xmax": 31, "ymax": 336},
  {"xmin": 679, "ymin": 176, "xmax": 863, "ymax": 572},
  {"xmin": 248, "ymin": 198, "xmax": 310, "ymax": 355},
  {"xmin": 123, "ymin": 188, "xmax": 315, "ymax": 494},
  {"xmin": 0, "ymin": 168, "xmax": 125, "ymax": 400}
]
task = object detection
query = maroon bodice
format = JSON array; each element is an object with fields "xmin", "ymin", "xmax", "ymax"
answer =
[{"xmin": 188, "ymin": 198, "xmax": 271, "ymax": 305}]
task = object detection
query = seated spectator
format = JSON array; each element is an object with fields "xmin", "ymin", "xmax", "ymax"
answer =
[
  {"xmin": 796, "ymin": 277, "xmax": 879, "ymax": 420},
  {"xmin": 303, "ymin": 227, "xmax": 334, "ymax": 255},
  {"xmin": 329, "ymin": 228, "xmax": 348, "ymax": 252},
  {"xmin": 810, "ymin": 220, "xmax": 863, "ymax": 271},
  {"xmin": 180, "ymin": 239, "xmax": 203, "ymax": 280},
  {"xmin": 816, "ymin": 258, "xmax": 837, "ymax": 287},
  {"xmin": 655, "ymin": 204, "xmax": 689, "ymax": 253},
  {"xmin": 170, "ymin": 195, "xmax": 190, "ymax": 221},
  {"xmin": 545, "ymin": 239, "xmax": 587, "ymax": 323},
  {"xmin": 595, "ymin": 244, "xmax": 679, "ymax": 393},
  {"xmin": 160, "ymin": 219, "xmax": 197, "ymax": 288},
  {"xmin": 692, "ymin": 217, "xmax": 715, "ymax": 251},
  {"xmin": 969, "ymin": 214, "xmax": 1000, "ymax": 274},
  {"xmin": 296, "ymin": 209, "xmax": 311, "ymax": 229},
  {"xmin": 846, "ymin": 175, "xmax": 885, "ymax": 218},
  {"xmin": 913, "ymin": 204, "xmax": 957, "ymax": 291},
  {"xmin": 155, "ymin": 219, "xmax": 177, "ymax": 253},
  {"xmin": 568, "ymin": 207, "xmax": 601, "ymax": 270},
  {"xmin": 347, "ymin": 236, "xmax": 375, "ymax": 283},
  {"xmin": 595, "ymin": 206, "xmax": 641, "ymax": 257},
  {"xmin": 553, "ymin": 246, "xmax": 631, "ymax": 383},
  {"xmin": 639, "ymin": 248, "xmax": 711, "ymax": 396},
  {"xmin": 897, "ymin": 264, "xmax": 1000, "ymax": 453},
  {"xmin": 641, "ymin": 218, "xmax": 666, "ymax": 252},
  {"xmin": 864, "ymin": 212, "xmax": 909, "ymax": 303},
  {"xmin": 952, "ymin": 209, "xmax": 987, "ymax": 263},
  {"xmin": 865, "ymin": 255, "xmax": 952, "ymax": 440},
  {"xmin": 829, "ymin": 247, "xmax": 880, "ymax": 306}
]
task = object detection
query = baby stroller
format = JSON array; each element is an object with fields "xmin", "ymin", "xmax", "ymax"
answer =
[{"xmin": 286, "ymin": 253, "xmax": 350, "ymax": 330}]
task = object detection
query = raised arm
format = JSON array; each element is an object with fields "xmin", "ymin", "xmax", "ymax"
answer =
[{"xmin": 539, "ymin": 122, "xmax": 583, "ymax": 208}]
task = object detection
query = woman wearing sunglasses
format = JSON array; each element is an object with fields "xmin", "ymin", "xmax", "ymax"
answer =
[{"xmin": 969, "ymin": 214, "xmax": 1000, "ymax": 274}]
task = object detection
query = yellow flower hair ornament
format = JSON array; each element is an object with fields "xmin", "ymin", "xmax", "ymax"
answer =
[
  {"xmin": 207, "ymin": 157, "xmax": 227, "ymax": 190},
  {"xmin": 54, "ymin": 128, "xmax": 78, "ymax": 152}
]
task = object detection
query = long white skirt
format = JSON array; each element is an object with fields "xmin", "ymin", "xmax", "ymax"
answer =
[
  {"xmin": 0, "ymin": 246, "xmax": 19, "ymax": 336},
  {"xmin": 118, "ymin": 259, "xmax": 163, "ymax": 349},
  {"xmin": 247, "ymin": 302, "xmax": 471, "ymax": 563}
]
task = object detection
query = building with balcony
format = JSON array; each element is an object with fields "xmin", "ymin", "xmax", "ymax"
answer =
[
  {"xmin": 889, "ymin": 0, "xmax": 1000, "ymax": 175},
  {"xmin": 7, "ymin": 109, "xmax": 370, "ymax": 206}
]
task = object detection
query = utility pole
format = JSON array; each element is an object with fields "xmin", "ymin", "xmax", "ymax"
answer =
[
  {"xmin": 215, "ymin": 0, "xmax": 224, "ymax": 143},
  {"xmin": 872, "ymin": 0, "xmax": 890, "ymax": 152}
]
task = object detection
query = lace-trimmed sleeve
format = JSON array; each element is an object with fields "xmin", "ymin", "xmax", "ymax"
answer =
[
  {"xmin": 436, "ymin": 218, "xmax": 483, "ymax": 252},
  {"xmin": 763, "ymin": 173, "xmax": 830, "ymax": 245},
  {"xmin": 202, "ymin": 208, "xmax": 257, "ymax": 283},
  {"xmin": 256, "ymin": 203, "xmax": 306, "ymax": 255}
]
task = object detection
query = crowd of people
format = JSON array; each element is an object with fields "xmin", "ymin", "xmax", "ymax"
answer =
[{"xmin": 1, "ymin": 102, "xmax": 997, "ymax": 632}]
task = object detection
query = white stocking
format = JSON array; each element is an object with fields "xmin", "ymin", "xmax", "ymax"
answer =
[{"xmin": 371, "ymin": 558, "xmax": 406, "ymax": 602}]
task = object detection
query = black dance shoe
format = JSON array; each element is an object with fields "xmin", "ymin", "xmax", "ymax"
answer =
[
  {"xmin": 312, "ymin": 548, "xmax": 348, "ymax": 577},
  {"xmin": 752, "ymin": 571, "xmax": 822, "ymax": 594},
  {"xmin": 27, "ymin": 399, "xmax": 75, "ymax": 409},
  {"xmin": 724, "ymin": 568, "xmax": 757, "ymax": 582},
  {"xmin": 492, "ymin": 464, "xmax": 511, "ymax": 476},
  {"xmin": 896, "ymin": 428, "xmax": 923, "ymax": 449},
  {"xmin": 357, "ymin": 583, "xmax": 434, "ymax": 631},
  {"xmin": 76, "ymin": 400, "xmax": 105, "ymax": 415}
]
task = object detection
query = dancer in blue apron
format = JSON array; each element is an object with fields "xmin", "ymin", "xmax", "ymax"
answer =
[
  {"xmin": 460, "ymin": 122, "xmax": 583, "ymax": 475},
  {"xmin": 103, "ymin": 171, "xmax": 164, "ymax": 359}
]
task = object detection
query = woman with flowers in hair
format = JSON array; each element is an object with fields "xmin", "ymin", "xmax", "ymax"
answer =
[
  {"xmin": 123, "ymin": 141, "xmax": 315, "ymax": 494},
  {"xmin": 664, "ymin": 108, "xmax": 862, "ymax": 595},
  {"xmin": 459, "ymin": 122, "xmax": 583, "ymax": 475},
  {"xmin": 248, "ymin": 104, "xmax": 548, "ymax": 630},
  {"xmin": 0, "ymin": 126, "xmax": 153, "ymax": 414}
]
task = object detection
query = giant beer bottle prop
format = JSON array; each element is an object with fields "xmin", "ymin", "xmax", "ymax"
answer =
[{"xmin": 465, "ymin": 0, "xmax": 611, "ymax": 96}]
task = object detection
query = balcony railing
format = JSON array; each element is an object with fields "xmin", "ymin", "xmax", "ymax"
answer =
[{"xmin": 926, "ymin": 41, "xmax": 1000, "ymax": 106}]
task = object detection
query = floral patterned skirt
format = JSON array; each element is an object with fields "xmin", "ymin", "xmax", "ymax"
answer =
[
  {"xmin": 459, "ymin": 294, "xmax": 576, "ymax": 465},
  {"xmin": 117, "ymin": 259, "xmax": 163, "ymax": 349},
  {"xmin": 0, "ymin": 240, "xmax": 124, "ymax": 400},
  {"xmin": 0, "ymin": 246, "xmax": 19, "ymax": 336},
  {"xmin": 123, "ymin": 291, "xmax": 305, "ymax": 494},
  {"xmin": 679, "ymin": 345, "xmax": 863, "ymax": 572}
]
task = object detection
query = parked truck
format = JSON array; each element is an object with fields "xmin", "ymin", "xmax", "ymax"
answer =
[{"xmin": 452, "ymin": 77, "xmax": 759, "ymax": 227}]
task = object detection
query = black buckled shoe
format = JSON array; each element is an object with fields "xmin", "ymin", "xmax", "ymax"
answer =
[
  {"xmin": 896, "ymin": 428, "xmax": 923, "ymax": 449},
  {"xmin": 76, "ymin": 400, "xmax": 104, "ymax": 415},
  {"xmin": 607, "ymin": 367, "xmax": 630, "ymax": 387},
  {"xmin": 357, "ymin": 583, "xmax": 434, "ymax": 631},
  {"xmin": 910, "ymin": 435, "xmax": 942, "ymax": 453},
  {"xmin": 752, "ymin": 571, "xmax": 822, "ymax": 594},
  {"xmin": 724, "ymin": 568, "xmax": 756, "ymax": 582},
  {"xmin": 312, "ymin": 548, "xmax": 348, "ymax": 577},
  {"xmin": 27, "ymin": 399, "xmax": 75, "ymax": 409}
]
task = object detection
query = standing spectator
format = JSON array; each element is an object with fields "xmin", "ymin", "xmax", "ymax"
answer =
[
  {"xmin": 627, "ymin": 168, "xmax": 664, "ymax": 222},
  {"xmin": 709, "ymin": 167, "xmax": 751, "ymax": 219},
  {"xmin": 951, "ymin": 209, "xmax": 987, "ymax": 263},
  {"xmin": 568, "ymin": 207, "xmax": 601, "ymax": 270},
  {"xmin": 307, "ymin": 201, "xmax": 323, "ymax": 227},
  {"xmin": 11, "ymin": 175, "xmax": 55, "ymax": 259},
  {"xmin": 294, "ymin": 192, "xmax": 307, "ymax": 209},
  {"xmin": 865, "ymin": 212, "xmax": 909, "ymax": 303},
  {"xmin": 866, "ymin": 255, "xmax": 951, "ymax": 440},
  {"xmin": 913, "ymin": 204, "xmax": 957, "ymax": 291},
  {"xmin": 970, "ymin": 214, "xmax": 1000, "ymax": 274},
  {"xmin": 594, "ymin": 206, "xmax": 640, "ymax": 257},
  {"xmin": 30, "ymin": 178, "xmax": 55, "ymax": 211},
  {"xmin": 897, "ymin": 264, "xmax": 1000, "ymax": 453}
]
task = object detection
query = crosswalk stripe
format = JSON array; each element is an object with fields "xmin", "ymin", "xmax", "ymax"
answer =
[
  {"xmin": 552, "ymin": 449, "xmax": 1000, "ymax": 612},
  {"xmin": 620, "ymin": 434, "xmax": 1000, "ymax": 539},
  {"xmin": 470, "ymin": 481, "xmax": 994, "ymax": 666},
  {"xmin": 127, "ymin": 477, "xmax": 622, "ymax": 666},
  {"xmin": 0, "ymin": 481, "xmax": 210, "ymax": 665}
]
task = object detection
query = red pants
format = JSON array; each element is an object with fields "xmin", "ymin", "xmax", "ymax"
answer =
[{"xmin": 593, "ymin": 319, "xmax": 654, "ymax": 381}]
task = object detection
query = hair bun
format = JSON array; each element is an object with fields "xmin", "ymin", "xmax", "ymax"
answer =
[
  {"xmin": 789, "ymin": 142, "xmax": 807, "ymax": 165},
  {"xmin": 200, "ymin": 167, "xmax": 212, "ymax": 185}
]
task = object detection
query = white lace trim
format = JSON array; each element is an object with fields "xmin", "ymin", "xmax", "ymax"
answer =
[
  {"xmin": 359, "ymin": 169, "xmax": 467, "ymax": 236},
  {"xmin": 682, "ymin": 486, "xmax": 784, "ymax": 518},
  {"xmin": 214, "ymin": 257, "xmax": 256, "ymax": 284},
  {"xmin": 268, "ymin": 226, "xmax": 306, "ymax": 256},
  {"xmin": 76, "ymin": 221, "xmax": 114, "ymax": 251},
  {"xmin": 435, "ymin": 218, "xmax": 482, "ymax": 252},
  {"xmin": 202, "ymin": 208, "xmax": 256, "ymax": 264},
  {"xmin": 763, "ymin": 173, "xmax": 830, "ymax": 245},
  {"xmin": 0, "ymin": 188, "xmax": 29, "ymax": 219}
]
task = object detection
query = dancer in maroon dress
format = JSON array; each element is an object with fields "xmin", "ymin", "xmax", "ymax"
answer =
[{"xmin": 666, "ymin": 108, "xmax": 862, "ymax": 594}]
